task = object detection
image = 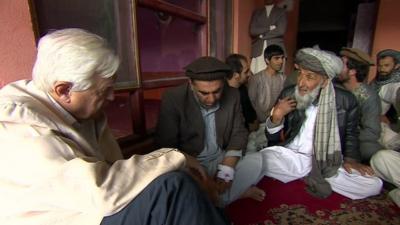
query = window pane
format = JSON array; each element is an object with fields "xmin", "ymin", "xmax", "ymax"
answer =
[
  {"xmin": 33, "ymin": 0, "xmax": 140, "ymax": 89},
  {"xmin": 104, "ymin": 93, "xmax": 132, "ymax": 139},
  {"xmin": 34, "ymin": 0, "xmax": 117, "ymax": 48},
  {"xmin": 137, "ymin": 6, "xmax": 203, "ymax": 73}
]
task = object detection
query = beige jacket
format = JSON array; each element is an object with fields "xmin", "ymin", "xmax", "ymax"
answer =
[{"xmin": 0, "ymin": 80, "xmax": 186, "ymax": 225}]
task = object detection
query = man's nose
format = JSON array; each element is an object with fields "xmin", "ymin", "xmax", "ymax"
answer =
[
  {"xmin": 207, "ymin": 94, "xmax": 217, "ymax": 104},
  {"xmin": 297, "ymin": 76, "xmax": 306, "ymax": 87}
]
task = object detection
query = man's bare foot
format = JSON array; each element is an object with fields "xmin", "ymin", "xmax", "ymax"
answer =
[{"xmin": 240, "ymin": 186, "xmax": 266, "ymax": 201}]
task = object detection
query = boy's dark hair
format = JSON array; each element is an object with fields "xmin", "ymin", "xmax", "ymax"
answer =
[{"xmin": 264, "ymin": 44, "xmax": 284, "ymax": 60}]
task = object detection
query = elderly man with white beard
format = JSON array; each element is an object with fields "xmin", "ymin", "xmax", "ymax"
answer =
[{"xmin": 258, "ymin": 48, "xmax": 382, "ymax": 199}]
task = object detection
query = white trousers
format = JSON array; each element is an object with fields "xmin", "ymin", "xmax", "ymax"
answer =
[
  {"xmin": 380, "ymin": 122, "xmax": 400, "ymax": 150},
  {"xmin": 250, "ymin": 41, "xmax": 268, "ymax": 74},
  {"xmin": 221, "ymin": 152, "xmax": 264, "ymax": 205},
  {"xmin": 371, "ymin": 150, "xmax": 400, "ymax": 207},
  {"xmin": 260, "ymin": 146, "xmax": 383, "ymax": 200}
]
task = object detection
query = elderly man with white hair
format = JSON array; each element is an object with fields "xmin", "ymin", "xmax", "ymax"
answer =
[
  {"xmin": 0, "ymin": 28, "xmax": 229, "ymax": 225},
  {"xmin": 259, "ymin": 48, "xmax": 383, "ymax": 199}
]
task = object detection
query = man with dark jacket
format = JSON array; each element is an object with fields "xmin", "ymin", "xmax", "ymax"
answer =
[
  {"xmin": 225, "ymin": 53, "xmax": 258, "ymax": 132},
  {"xmin": 260, "ymin": 48, "xmax": 382, "ymax": 199},
  {"xmin": 337, "ymin": 47, "xmax": 384, "ymax": 163},
  {"xmin": 156, "ymin": 57, "xmax": 265, "ymax": 206}
]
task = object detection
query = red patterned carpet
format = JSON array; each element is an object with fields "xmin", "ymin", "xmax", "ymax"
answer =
[{"xmin": 226, "ymin": 177, "xmax": 400, "ymax": 225}]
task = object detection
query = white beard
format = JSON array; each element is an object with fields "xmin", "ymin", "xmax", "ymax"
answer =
[{"xmin": 294, "ymin": 84, "xmax": 322, "ymax": 110}]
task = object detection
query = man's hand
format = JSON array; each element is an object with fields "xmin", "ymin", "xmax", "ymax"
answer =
[
  {"xmin": 215, "ymin": 178, "xmax": 232, "ymax": 194},
  {"xmin": 182, "ymin": 153, "xmax": 207, "ymax": 181},
  {"xmin": 215, "ymin": 162, "xmax": 236, "ymax": 194},
  {"xmin": 271, "ymin": 97, "xmax": 297, "ymax": 124},
  {"xmin": 248, "ymin": 120, "xmax": 260, "ymax": 132},
  {"xmin": 343, "ymin": 160, "xmax": 375, "ymax": 176},
  {"xmin": 381, "ymin": 115, "xmax": 390, "ymax": 124},
  {"xmin": 180, "ymin": 153, "xmax": 221, "ymax": 205}
]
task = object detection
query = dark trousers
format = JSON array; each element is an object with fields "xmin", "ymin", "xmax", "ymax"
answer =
[{"xmin": 101, "ymin": 171, "xmax": 230, "ymax": 225}]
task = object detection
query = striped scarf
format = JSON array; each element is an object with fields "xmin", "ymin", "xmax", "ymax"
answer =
[
  {"xmin": 314, "ymin": 81, "xmax": 342, "ymax": 173},
  {"xmin": 296, "ymin": 48, "xmax": 343, "ymax": 198}
]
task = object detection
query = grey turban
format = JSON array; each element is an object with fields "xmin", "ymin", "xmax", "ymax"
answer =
[
  {"xmin": 295, "ymin": 48, "xmax": 343, "ymax": 79},
  {"xmin": 377, "ymin": 49, "xmax": 400, "ymax": 63}
]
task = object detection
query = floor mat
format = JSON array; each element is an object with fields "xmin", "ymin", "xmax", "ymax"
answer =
[{"xmin": 226, "ymin": 177, "xmax": 400, "ymax": 225}]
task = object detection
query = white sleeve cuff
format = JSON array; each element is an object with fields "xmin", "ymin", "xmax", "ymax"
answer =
[
  {"xmin": 266, "ymin": 117, "xmax": 284, "ymax": 134},
  {"xmin": 225, "ymin": 150, "xmax": 243, "ymax": 158}
]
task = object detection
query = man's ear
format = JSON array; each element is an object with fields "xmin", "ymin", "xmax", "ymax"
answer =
[
  {"xmin": 321, "ymin": 77, "xmax": 329, "ymax": 88},
  {"xmin": 52, "ymin": 81, "xmax": 73, "ymax": 103},
  {"xmin": 348, "ymin": 68, "xmax": 357, "ymax": 77},
  {"xmin": 264, "ymin": 58, "xmax": 270, "ymax": 65},
  {"xmin": 233, "ymin": 72, "xmax": 241, "ymax": 81},
  {"xmin": 395, "ymin": 64, "xmax": 400, "ymax": 70},
  {"xmin": 189, "ymin": 79, "xmax": 200, "ymax": 93},
  {"xmin": 188, "ymin": 79, "xmax": 194, "ymax": 89}
]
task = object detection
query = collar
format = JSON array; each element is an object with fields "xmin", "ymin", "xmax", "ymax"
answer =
[
  {"xmin": 47, "ymin": 93, "xmax": 78, "ymax": 126},
  {"xmin": 200, "ymin": 103, "xmax": 220, "ymax": 115}
]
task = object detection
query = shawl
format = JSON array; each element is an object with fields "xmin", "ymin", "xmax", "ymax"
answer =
[{"xmin": 295, "ymin": 48, "xmax": 343, "ymax": 198}]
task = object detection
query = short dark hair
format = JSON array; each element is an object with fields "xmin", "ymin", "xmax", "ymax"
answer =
[
  {"xmin": 225, "ymin": 54, "xmax": 247, "ymax": 79},
  {"xmin": 346, "ymin": 57, "xmax": 369, "ymax": 82},
  {"xmin": 264, "ymin": 44, "xmax": 284, "ymax": 60}
]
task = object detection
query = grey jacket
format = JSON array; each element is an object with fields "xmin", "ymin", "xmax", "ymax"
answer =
[
  {"xmin": 350, "ymin": 83, "xmax": 383, "ymax": 162},
  {"xmin": 155, "ymin": 82, "xmax": 248, "ymax": 156},
  {"xmin": 249, "ymin": 5, "xmax": 287, "ymax": 58}
]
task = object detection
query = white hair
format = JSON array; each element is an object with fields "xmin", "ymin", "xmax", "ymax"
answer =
[{"xmin": 32, "ymin": 28, "xmax": 120, "ymax": 92}]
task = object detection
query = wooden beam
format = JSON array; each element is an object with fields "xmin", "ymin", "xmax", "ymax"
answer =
[
  {"xmin": 129, "ymin": 89, "xmax": 146, "ymax": 135},
  {"xmin": 138, "ymin": 0, "xmax": 207, "ymax": 24},
  {"xmin": 141, "ymin": 71, "xmax": 188, "ymax": 89},
  {"xmin": 142, "ymin": 77, "xmax": 188, "ymax": 89}
]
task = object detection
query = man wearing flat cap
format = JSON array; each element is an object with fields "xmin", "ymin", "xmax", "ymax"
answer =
[
  {"xmin": 156, "ymin": 56, "xmax": 266, "ymax": 206},
  {"xmin": 373, "ymin": 49, "xmax": 400, "ymax": 151},
  {"xmin": 337, "ymin": 47, "xmax": 384, "ymax": 163},
  {"xmin": 258, "ymin": 48, "xmax": 382, "ymax": 199}
]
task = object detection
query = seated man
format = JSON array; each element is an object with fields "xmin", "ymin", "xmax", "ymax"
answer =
[
  {"xmin": 371, "ymin": 150, "xmax": 400, "ymax": 207},
  {"xmin": 225, "ymin": 53, "xmax": 258, "ymax": 132},
  {"xmin": 155, "ymin": 56, "xmax": 265, "ymax": 206},
  {"xmin": 373, "ymin": 49, "xmax": 400, "ymax": 150},
  {"xmin": 0, "ymin": 28, "xmax": 228, "ymax": 225},
  {"xmin": 260, "ymin": 48, "xmax": 382, "ymax": 199},
  {"xmin": 337, "ymin": 47, "xmax": 384, "ymax": 163}
]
